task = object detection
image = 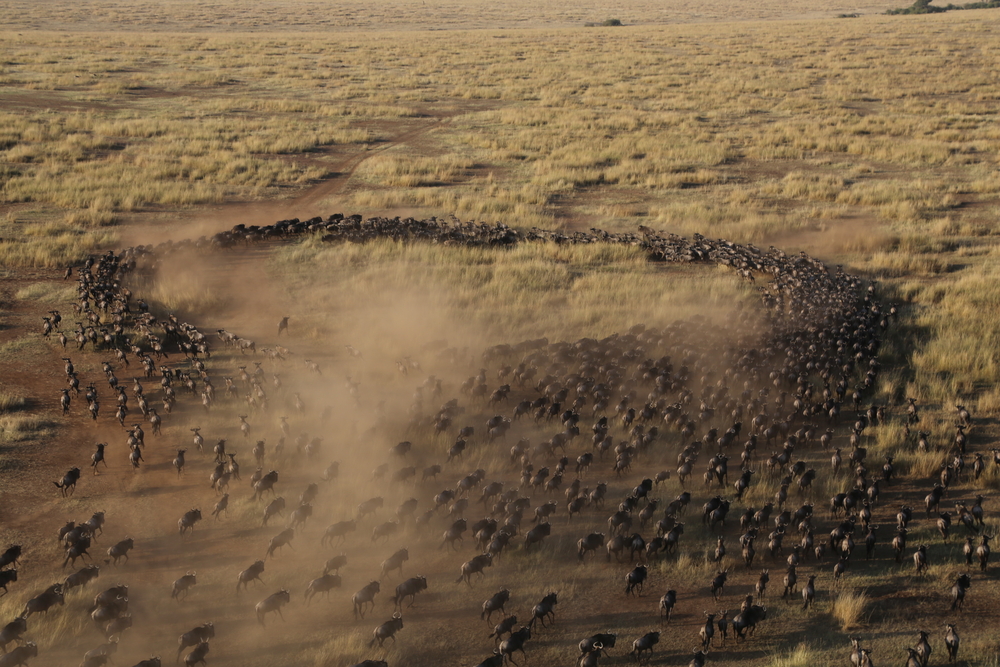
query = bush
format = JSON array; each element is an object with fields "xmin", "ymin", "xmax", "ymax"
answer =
[{"xmin": 602, "ymin": 18, "xmax": 623, "ymax": 26}]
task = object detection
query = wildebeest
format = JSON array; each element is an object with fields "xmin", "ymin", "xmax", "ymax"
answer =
[
  {"xmin": 914, "ymin": 630, "xmax": 931, "ymax": 667},
  {"xmin": 304, "ymin": 574, "xmax": 342, "ymax": 605},
  {"xmin": 578, "ymin": 533, "xmax": 605, "ymax": 561},
  {"xmin": 178, "ymin": 510, "xmax": 202, "ymax": 535},
  {"xmin": 324, "ymin": 554, "xmax": 347, "ymax": 576},
  {"xmin": 380, "ymin": 548, "xmax": 409, "ymax": 579},
  {"xmin": 659, "ymin": 589, "xmax": 678, "ymax": 623},
  {"xmin": 371, "ymin": 520, "xmax": 399, "ymax": 543},
  {"xmin": 252, "ymin": 470, "xmax": 279, "ymax": 501},
  {"xmin": 0, "ymin": 642, "xmax": 37, "ymax": 667},
  {"xmin": 255, "ymin": 589, "xmax": 290, "ymax": 625},
  {"xmin": 529, "ymin": 592, "xmax": 558, "ymax": 628},
  {"xmin": 945, "ymin": 624, "xmax": 960, "ymax": 662},
  {"xmin": 369, "ymin": 613, "xmax": 404, "ymax": 648},
  {"xmin": 482, "ymin": 588, "xmax": 511, "ymax": 623},
  {"xmin": 265, "ymin": 528, "xmax": 295, "ymax": 559},
  {"xmin": 710, "ymin": 569, "xmax": 729, "ymax": 601},
  {"xmin": 625, "ymin": 564, "xmax": 648, "ymax": 596},
  {"xmin": 54, "ymin": 468, "xmax": 82, "ymax": 496},
  {"xmin": 105, "ymin": 612, "xmax": 133, "ymax": 641},
  {"xmin": 950, "ymin": 573, "xmax": 972, "ymax": 611},
  {"xmin": 473, "ymin": 650, "xmax": 503, "ymax": 667},
  {"xmin": 499, "ymin": 626, "xmax": 531, "ymax": 666},
  {"xmin": 357, "ymin": 497, "xmax": 384, "ymax": 521},
  {"xmin": 524, "ymin": 523, "xmax": 551, "ymax": 551},
  {"xmin": 457, "ymin": 553, "xmax": 494, "ymax": 585},
  {"xmin": 131, "ymin": 658, "xmax": 162, "ymax": 667},
  {"xmin": 236, "ymin": 560, "xmax": 265, "ymax": 592},
  {"xmin": 107, "ymin": 538, "xmax": 134, "ymax": 566},
  {"xmin": 177, "ymin": 623, "xmax": 215, "ymax": 662},
  {"xmin": 392, "ymin": 576, "xmax": 427, "ymax": 610},
  {"xmin": 733, "ymin": 604, "xmax": 767, "ymax": 641},
  {"xmin": 321, "ymin": 520, "xmax": 356, "ymax": 546},
  {"xmin": 579, "ymin": 633, "xmax": 616, "ymax": 656},
  {"xmin": 0, "ymin": 570, "xmax": 16, "ymax": 597},
  {"xmin": 171, "ymin": 572, "xmax": 197, "ymax": 601},
  {"xmin": 630, "ymin": 631, "xmax": 660, "ymax": 663},
  {"xmin": 182, "ymin": 642, "xmax": 209, "ymax": 667},
  {"xmin": 22, "ymin": 585, "xmax": 64, "ymax": 617},
  {"xmin": 353, "ymin": 580, "xmax": 381, "ymax": 619},
  {"xmin": 0, "ymin": 617, "xmax": 27, "ymax": 652}
]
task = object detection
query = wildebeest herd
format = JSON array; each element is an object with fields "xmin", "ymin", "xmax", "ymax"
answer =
[{"xmin": 1, "ymin": 214, "xmax": 991, "ymax": 666}]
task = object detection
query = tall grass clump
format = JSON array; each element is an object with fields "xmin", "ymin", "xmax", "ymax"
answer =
[{"xmin": 832, "ymin": 589, "xmax": 869, "ymax": 630}]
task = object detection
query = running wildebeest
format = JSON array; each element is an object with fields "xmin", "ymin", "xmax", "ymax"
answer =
[{"xmin": 255, "ymin": 589, "xmax": 290, "ymax": 625}]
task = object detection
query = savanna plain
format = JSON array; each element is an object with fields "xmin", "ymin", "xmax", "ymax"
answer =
[{"xmin": 2, "ymin": 2, "xmax": 1000, "ymax": 666}]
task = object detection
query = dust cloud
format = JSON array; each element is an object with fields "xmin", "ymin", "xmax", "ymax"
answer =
[{"xmin": 20, "ymin": 221, "xmax": 780, "ymax": 667}]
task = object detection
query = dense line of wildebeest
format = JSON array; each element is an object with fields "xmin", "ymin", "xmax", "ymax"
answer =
[{"xmin": 2, "ymin": 214, "xmax": 990, "ymax": 667}]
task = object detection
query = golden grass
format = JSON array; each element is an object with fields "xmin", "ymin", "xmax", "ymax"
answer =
[
  {"xmin": 767, "ymin": 644, "xmax": 819, "ymax": 667},
  {"xmin": 0, "ymin": 0, "xmax": 908, "ymax": 33},
  {"xmin": 831, "ymin": 589, "xmax": 869, "ymax": 630},
  {"xmin": 267, "ymin": 237, "xmax": 756, "ymax": 350},
  {"xmin": 0, "ymin": 414, "xmax": 55, "ymax": 443},
  {"xmin": 0, "ymin": 391, "xmax": 27, "ymax": 413},
  {"xmin": 0, "ymin": 14, "xmax": 999, "ymax": 244}
]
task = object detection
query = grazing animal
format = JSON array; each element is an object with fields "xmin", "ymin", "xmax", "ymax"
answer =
[
  {"xmin": 22, "ymin": 585, "xmax": 64, "ymax": 617},
  {"xmin": 369, "ymin": 613, "xmax": 404, "ymax": 648},
  {"xmin": 630, "ymin": 631, "xmax": 660, "ymax": 663},
  {"xmin": 265, "ymin": 528, "xmax": 295, "ymax": 559},
  {"xmin": 171, "ymin": 572, "xmax": 197, "ymax": 601},
  {"xmin": 482, "ymin": 588, "xmax": 511, "ymax": 623},
  {"xmin": 659, "ymin": 590, "xmax": 677, "ymax": 623},
  {"xmin": 529, "ymin": 592, "xmax": 558, "ymax": 629},
  {"xmin": 700, "ymin": 612, "xmax": 717, "ymax": 649},
  {"xmin": 456, "ymin": 554, "xmax": 493, "ymax": 585},
  {"xmin": 182, "ymin": 642, "xmax": 209, "ymax": 667},
  {"xmin": 255, "ymin": 589, "xmax": 290, "ymax": 625},
  {"xmin": 499, "ymin": 626, "xmax": 531, "ymax": 667},
  {"xmin": 352, "ymin": 580, "xmax": 381, "ymax": 619},
  {"xmin": 945, "ymin": 624, "xmax": 960, "ymax": 662},
  {"xmin": 951, "ymin": 573, "xmax": 972, "ymax": 611},
  {"xmin": 915, "ymin": 630, "xmax": 932, "ymax": 667},
  {"xmin": 0, "ymin": 642, "xmax": 37, "ymax": 667},
  {"xmin": 54, "ymin": 468, "xmax": 82, "ymax": 496},
  {"xmin": 579, "ymin": 633, "xmax": 616, "ymax": 656},
  {"xmin": 0, "ymin": 569, "xmax": 17, "ymax": 597},
  {"xmin": 107, "ymin": 538, "xmax": 133, "ymax": 566},
  {"xmin": 178, "ymin": 509, "xmax": 202, "ymax": 535},
  {"xmin": 0, "ymin": 618, "xmax": 28, "ymax": 653},
  {"xmin": 177, "ymin": 623, "xmax": 215, "ymax": 662},
  {"xmin": 322, "ymin": 520, "xmax": 356, "ymax": 546},
  {"xmin": 391, "ymin": 576, "xmax": 427, "ymax": 610},
  {"xmin": 236, "ymin": 560, "xmax": 265, "ymax": 592},
  {"xmin": 304, "ymin": 574, "xmax": 342, "ymax": 605},
  {"xmin": 324, "ymin": 554, "xmax": 347, "ymax": 576},
  {"xmin": 380, "ymin": 548, "xmax": 410, "ymax": 579},
  {"xmin": 626, "ymin": 564, "xmax": 648, "ymax": 596}
]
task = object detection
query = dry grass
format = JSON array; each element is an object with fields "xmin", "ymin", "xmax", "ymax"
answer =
[
  {"xmin": 267, "ymin": 237, "xmax": 756, "ymax": 351},
  {"xmin": 767, "ymin": 643, "xmax": 820, "ymax": 667},
  {"xmin": 831, "ymin": 589, "xmax": 869, "ymax": 631},
  {"xmin": 0, "ymin": 414, "xmax": 55, "ymax": 443},
  {"xmin": 0, "ymin": 391, "xmax": 27, "ymax": 413},
  {"xmin": 0, "ymin": 0, "xmax": 905, "ymax": 33},
  {"xmin": 1, "ymin": 6, "xmax": 1000, "ymax": 665},
  {"xmin": 2, "ymin": 14, "xmax": 1000, "ymax": 247}
]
